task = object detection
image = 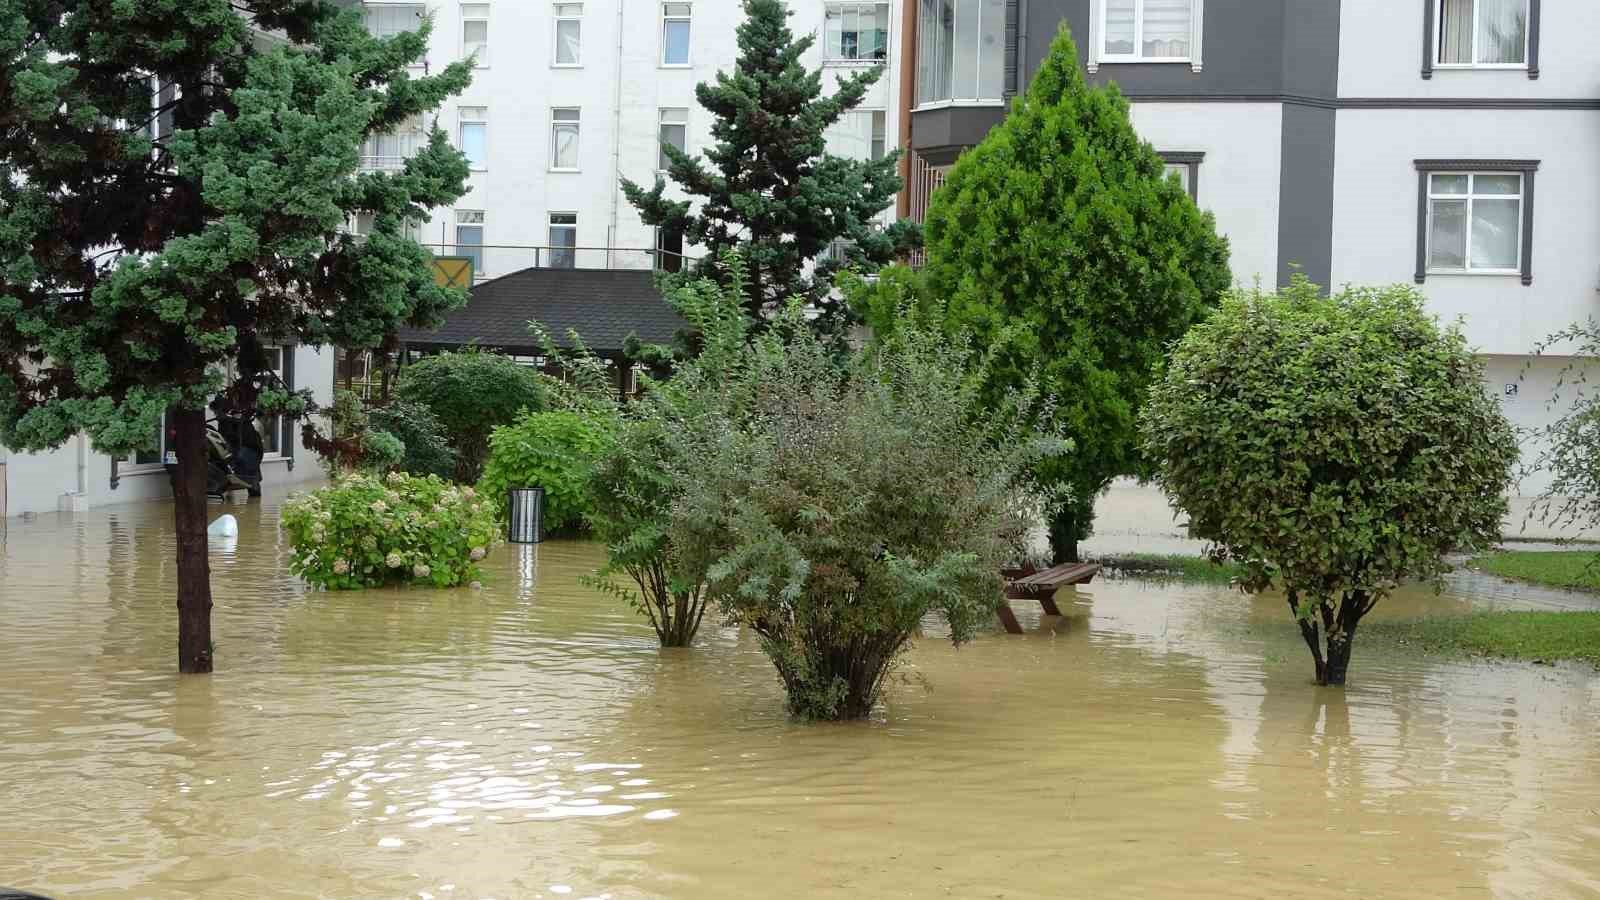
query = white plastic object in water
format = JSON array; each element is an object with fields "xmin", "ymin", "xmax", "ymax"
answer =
[{"xmin": 207, "ymin": 514, "xmax": 239, "ymax": 538}]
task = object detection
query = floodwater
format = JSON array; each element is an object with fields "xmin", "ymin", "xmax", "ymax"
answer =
[{"xmin": 2, "ymin": 498, "xmax": 1599, "ymax": 900}]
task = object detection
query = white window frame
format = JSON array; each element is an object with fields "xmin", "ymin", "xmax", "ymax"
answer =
[
  {"xmin": 460, "ymin": 3, "xmax": 489, "ymax": 67},
  {"xmin": 1433, "ymin": 0, "xmax": 1530, "ymax": 70},
  {"xmin": 548, "ymin": 212, "xmax": 578, "ymax": 269},
  {"xmin": 658, "ymin": 107, "xmax": 688, "ymax": 171},
  {"xmin": 256, "ymin": 346, "xmax": 289, "ymax": 459},
  {"xmin": 1086, "ymin": 0, "xmax": 1204, "ymax": 73},
  {"xmin": 122, "ymin": 410, "xmax": 173, "ymax": 471},
  {"xmin": 662, "ymin": 3, "xmax": 692, "ymax": 67},
  {"xmin": 553, "ymin": 3, "xmax": 583, "ymax": 67},
  {"xmin": 1425, "ymin": 171, "xmax": 1524, "ymax": 276},
  {"xmin": 455, "ymin": 209, "xmax": 486, "ymax": 277},
  {"xmin": 458, "ymin": 106, "xmax": 487, "ymax": 171},
  {"xmin": 823, "ymin": 2, "xmax": 891, "ymax": 64},
  {"xmin": 365, "ymin": 3, "xmax": 427, "ymax": 39},
  {"xmin": 550, "ymin": 107, "xmax": 581, "ymax": 172}
]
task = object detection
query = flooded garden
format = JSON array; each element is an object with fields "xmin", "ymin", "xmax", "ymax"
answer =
[{"xmin": 3, "ymin": 498, "xmax": 1598, "ymax": 899}]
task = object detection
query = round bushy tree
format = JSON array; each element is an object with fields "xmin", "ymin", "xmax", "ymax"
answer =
[
  {"xmin": 368, "ymin": 400, "xmax": 457, "ymax": 480},
  {"xmin": 478, "ymin": 409, "xmax": 616, "ymax": 535},
  {"xmin": 920, "ymin": 25, "xmax": 1231, "ymax": 563},
  {"xmin": 1140, "ymin": 278, "xmax": 1517, "ymax": 686},
  {"xmin": 395, "ymin": 350, "xmax": 547, "ymax": 482}
]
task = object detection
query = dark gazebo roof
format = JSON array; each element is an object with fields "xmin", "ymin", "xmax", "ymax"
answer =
[{"xmin": 398, "ymin": 267, "xmax": 686, "ymax": 357}]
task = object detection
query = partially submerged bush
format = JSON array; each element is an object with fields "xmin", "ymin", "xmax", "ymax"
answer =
[
  {"xmin": 282, "ymin": 471, "xmax": 499, "ymax": 590},
  {"xmin": 1141, "ymin": 278, "xmax": 1517, "ymax": 686},
  {"xmin": 478, "ymin": 409, "xmax": 616, "ymax": 534},
  {"xmin": 395, "ymin": 350, "xmax": 548, "ymax": 482},
  {"xmin": 369, "ymin": 400, "xmax": 457, "ymax": 480}
]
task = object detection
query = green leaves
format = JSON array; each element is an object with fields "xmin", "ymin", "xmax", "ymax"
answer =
[
  {"xmin": 1142, "ymin": 278, "xmax": 1517, "ymax": 628},
  {"xmin": 916, "ymin": 25, "xmax": 1230, "ymax": 558},
  {"xmin": 477, "ymin": 409, "xmax": 617, "ymax": 536}
]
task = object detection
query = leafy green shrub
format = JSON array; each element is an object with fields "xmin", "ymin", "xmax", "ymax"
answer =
[
  {"xmin": 307, "ymin": 390, "xmax": 405, "ymax": 475},
  {"xmin": 368, "ymin": 400, "xmax": 457, "ymax": 480},
  {"xmin": 477, "ymin": 409, "xmax": 616, "ymax": 534},
  {"xmin": 1140, "ymin": 278, "xmax": 1517, "ymax": 686},
  {"xmin": 591, "ymin": 256, "xmax": 1061, "ymax": 716},
  {"xmin": 395, "ymin": 350, "xmax": 548, "ymax": 482},
  {"xmin": 914, "ymin": 25, "xmax": 1231, "ymax": 563},
  {"xmin": 282, "ymin": 471, "xmax": 499, "ymax": 590}
]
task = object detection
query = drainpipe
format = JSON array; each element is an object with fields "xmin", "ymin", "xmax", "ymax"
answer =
[
  {"xmin": 76, "ymin": 433, "xmax": 87, "ymax": 496},
  {"xmin": 1017, "ymin": 0, "xmax": 1029, "ymax": 93},
  {"xmin": 607, "ymin": 0, "xmax": 627, "ymax": 267},
  {"xmin": 896, "ymin": 0, "xmax": 917, "ymax": 219}
]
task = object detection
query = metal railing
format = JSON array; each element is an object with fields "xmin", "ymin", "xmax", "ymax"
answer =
[{"xmin": 420, "ymin": 244, "xmax": 696, "ymax": 280}]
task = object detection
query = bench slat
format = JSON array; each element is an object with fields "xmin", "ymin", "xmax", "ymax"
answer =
[{"xmin": 1011, "ymin": 561, "xmax": 1100, "ymax": 588}]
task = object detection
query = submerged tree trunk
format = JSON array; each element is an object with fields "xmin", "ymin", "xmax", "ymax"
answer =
[
  {"xmin": 171, "ymin": 407, "xmax": 214, "ymax": 674},
  {"xmin": 1289, "ymin": 589, "xmax": 1371, "ymax": 687}
]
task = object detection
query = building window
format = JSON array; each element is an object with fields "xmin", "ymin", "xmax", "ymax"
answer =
[
  {"xmin": 365, "ymin": 4, "xmax": 426, "ymax": 39},
  {"xmin": 257, "ymin": 346, "xmax": 289, "ymax": 457},
  {"xmin": 456, "ymin": 209, "xmax": 486, "ymax": 276},
  {"xmin": 825, "ymin": 110, "xmax": 888, "ymax": 161},
  {"xmin": 656, "ymin": 227, "xmax": 684, "ymax": 273},
  {"xmin": 550, "ymin": 108, "xmax": 580, "ymax": 171},
  {"xmin": 461, "ymin": 4, "xmax": 489, "ymax": 65},
  {"xmin": 1158, "ymin": 150, "xmax": 1202, "ymax": 201},
  {"xmin": 1102, "ymin": 0, "xmax": 1193, "ymax": 60},
  {"xmin": 825, "ymin": 3, "xmax": 890, "ymax": 62},
  {"xmin": 360, "ymin": 113, "xmax": 425, "ymax": 172},
  {"xmin": 662, "ymin": 3, "xmax": 691, "ymax": 66},
  {"xmin": 658, "ymin": 107, "xmax": 688, "ymax": 170},
  {"xmin": 549, "ymin": 213, "xmax": 578, "ymax": 269},
  {"xmin": 459, "ymin": 106, "xmax": 487, "ymax": 169},
  {"xmin": 554, "ymin": 3, "xmax": 583, "ymax": 66},
  {"xmin": 1436, "ymin": 0, "xmax": 1527, "ymax": 67},
  {"xmin": 915, "ymin": 0, "xmax": 1006, "ymax": 104},
  {"xmin": 1414, "ymin": 159, "xmax": 1537, "ymax": 286},
  {"xmin": 127, "ymin": 411, "xmax": 173, "ymax": 468}
]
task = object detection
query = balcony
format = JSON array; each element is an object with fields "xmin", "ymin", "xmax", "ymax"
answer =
[
  {"xmin": 911, "ymin": 0, "xmax": 1009, "ymax": 166},
  {"xmin": 359, "ymin": 128, "xmax": 426, "ymax": 173}
]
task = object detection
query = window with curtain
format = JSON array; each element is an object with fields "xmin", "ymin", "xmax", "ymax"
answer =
[
  {"xmin": 658, "ymin": 108, "xmax": 687, "ymax": 170},
  {"xmin": 364, "ymin": 4, "xmax": 425, "ymax": 39},
  {"xmin": 914, "ymin": 0, "xmax": 1005, "ymax": 103},
  {"xmin": 554, "ymin": 4, "xmax": 583, "ymax": 66},
  {"xmin": 461, "ymin": 4, "xmax": 489, "ymax": 65},
  {"xmin": 1427, "ymin": 172, "xmax": 1522, "ymax": 272},
  {"xmin": 455, "ymin": 210, "xmax": 485, "ymax": 276},
  {"xmin": 825, "ymin": 3, "xmax": 891, "ymax": 62},
  {"xmin": 1437, "ymin": 0, "xmax": 1527, "ymax": 66},
  {"xmin": 458, "ymin": 107, "xmax": 487, "ymax": 169},
  {"xmin": 257, "ymin": 347, "xmax": 286, "ymax": 456},
  {"xmin": 549, "ymin": 213, "xmax": 578, "ymax": 269},
  {"xmin": 550, "ymin": 108, "xmax": 580, "ymax": 170},
  {"xmin": 662, "ymin": 3, "xmax": 692, "ymax": 65},
  {"xmin": 1103, "ymin": 0, "xmax": 1193, "ymax": 60}
]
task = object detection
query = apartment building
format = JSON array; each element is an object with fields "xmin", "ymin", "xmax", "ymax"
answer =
[
  {"xmin": 902, "ymin": 0, "xmax": 1600, "ymax": 505},
  {"xmin": 358, "ymin": 0, "xmax": 905, "ymax": 278}
]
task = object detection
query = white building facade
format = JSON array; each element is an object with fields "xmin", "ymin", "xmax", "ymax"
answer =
[
  {"xmin": 362, "ymin": 0, "xmax": 905, "ymax": 277},
  {"xmin": 906, "ymin": 0, "xmax": 1600, "ymax": 533}
]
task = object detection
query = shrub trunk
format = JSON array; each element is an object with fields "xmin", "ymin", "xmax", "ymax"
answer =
[
  {"xmin": 1290, "ymin": 590, "xmax": 1370, "ymax": 687},
  {"xmin": 767, "ymin": 630, "xmax": 911, "ymax": 720},
  {"xmin": 172, "ymin": 407, "xmax": 214, "ymax": 675}
]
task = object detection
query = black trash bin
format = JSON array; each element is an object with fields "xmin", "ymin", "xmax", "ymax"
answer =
[{"xmin": 508, "ymin": 487, "xmax": 544, "ymax": 544}]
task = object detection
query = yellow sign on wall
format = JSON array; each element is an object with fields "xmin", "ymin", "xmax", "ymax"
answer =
[{"xmin": 431, "ymin": 256, "xmax": 474, "ymax": 290}]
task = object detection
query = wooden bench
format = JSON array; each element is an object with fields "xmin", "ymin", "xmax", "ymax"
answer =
[{"xmin": 997, "ymin": 562, "xmax": 1101, "ymax": 634}]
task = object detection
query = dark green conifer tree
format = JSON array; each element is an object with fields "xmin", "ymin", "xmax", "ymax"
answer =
[
  {"xmin": 0, "ymin": 1, "xmax": 472, "ymax": 671},
  {"xmin": 921, "ymin": 26, "xmax": 1232, "ymax": 562},
  {"xmin": 622, "ymin": 0, "xmax": 916, "ymax": 327}
]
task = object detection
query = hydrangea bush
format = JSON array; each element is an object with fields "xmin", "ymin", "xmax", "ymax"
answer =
[{"xmin": 282, "ymin": 471, "xmax": 499, "ymax": 590}]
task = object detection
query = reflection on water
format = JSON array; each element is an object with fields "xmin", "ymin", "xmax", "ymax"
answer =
[{"xmin": 2, "ymin": 499, "xmax": 1598, "ymax": 899}]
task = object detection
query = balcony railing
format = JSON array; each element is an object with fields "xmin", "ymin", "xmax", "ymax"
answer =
[
  {"xmin": 420, "ymin": 244, "xmax": 697, "ymax": 280},
  {"xmin": 359, "ymin": 131, "xmax": 426, "ymax": 173}
]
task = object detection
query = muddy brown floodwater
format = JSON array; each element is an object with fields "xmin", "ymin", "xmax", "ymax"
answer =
[{"xmin": 2, "ymin": 497, "xmax": 1599, "ymax": 899}]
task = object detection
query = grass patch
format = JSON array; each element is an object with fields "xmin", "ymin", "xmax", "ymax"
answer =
[
  {"xmin": 1366, "ymin": 612, "xmax": 1600, "ymax": 668},
  {"xmin": 1468, "ymin": 550, "xmax": 1600, "ymax": 592},
  {"xmin": 1093, "ymin": 553, "xmax": 1241, "ymax": 584}
]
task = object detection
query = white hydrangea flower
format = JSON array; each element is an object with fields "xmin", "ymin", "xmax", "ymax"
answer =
[
  {"xmin": 412, "ymin": 563, "xmax": 432, "ymax": 579},
  {"xmin": 332, "ymin": 559, "xmax": 351, "ymax": 575},
  {"xmin": 385, "ymin": 551, "xmax": 404, "ymax": 568},
  {"xmin": 369, "ymin": 499, "xmax": 388, "ymax": 514},
  {"xmin": 469, "ymin": 547, "xmax": 486, "ymax": 561}
]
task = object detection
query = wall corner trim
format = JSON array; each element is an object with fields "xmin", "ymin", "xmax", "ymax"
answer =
[{"xmin": 1420, "ymin": 0, "xmax": 1435, "ymax": 79}]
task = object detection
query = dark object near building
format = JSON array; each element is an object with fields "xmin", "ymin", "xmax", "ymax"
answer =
[{"xmin": 0, "ymin": 889, "xmax": 55, "ymax": 899}]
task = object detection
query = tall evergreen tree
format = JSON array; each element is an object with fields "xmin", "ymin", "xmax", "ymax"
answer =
[
  {"xmin": 0, "ymin": 1, "xmax": 472, "ymax": 672},
  {"xmin": 621, "ymin": 0, "xmax": 915, "ymax": 326},
  {"xmin": 919, "ymin": 26, "xmax": 1232, "ymax": 563}
]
